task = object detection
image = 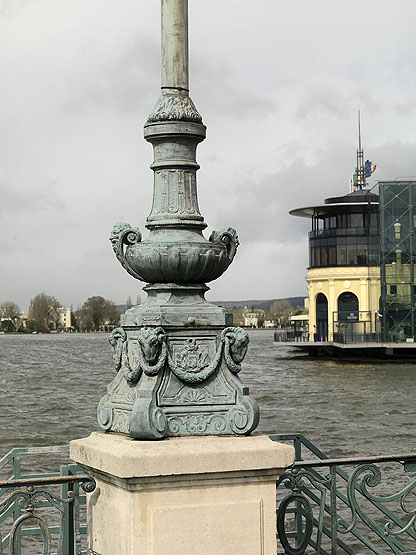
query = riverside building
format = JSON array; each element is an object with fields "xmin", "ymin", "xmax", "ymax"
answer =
[
  {"xmin": 289, "ymin": 130, "xmax": 416, "ymax": 356},
  {"xmin": 290, "ymin": 188, "xmax": 381, "ymax": 343}
]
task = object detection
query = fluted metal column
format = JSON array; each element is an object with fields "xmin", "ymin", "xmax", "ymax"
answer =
[
  {"xmin": 145, "ymin": 0, "xmax": 205, "ymax": 231},
  {"xmin": 161, "ymin": 0, "xmax": 189, "ymax": 92}
]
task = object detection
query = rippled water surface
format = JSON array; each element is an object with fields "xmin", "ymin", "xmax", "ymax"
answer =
[
  {"xmin": 1, "ymin": 330, "xmax": 415, "ymax": 458},
  {"xmin": 1, "ymin": 330, "xmax": 415, "ymax": 554}
]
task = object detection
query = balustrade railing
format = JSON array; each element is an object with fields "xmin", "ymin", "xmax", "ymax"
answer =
[
  {"xmin": 272, "ymin": 434, "xmax": 416, "ymax": 555},
  {"xmin": 274, "ymin": 330, "xmax": 310, "ymax": 343},
  {"xmin": 0, "ymin": 446, "xmax": 95, "ymax": 555},
  {"xmin": 2, "ymin": 437, "xmax": 416, "ymax": 554}
]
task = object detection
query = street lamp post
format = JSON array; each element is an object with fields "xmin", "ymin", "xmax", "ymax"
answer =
[
  {"xmin": 97, "ymin": 0, "xmax": 259, "ymax": 439},
  {"xmin": 71, "ymin": 7, "xmax": 293, "ymax": 552}
]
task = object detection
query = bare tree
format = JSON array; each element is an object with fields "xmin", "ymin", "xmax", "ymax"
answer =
[
  {"xmin": 0, "ymin": 301, "xmax": 22, "ymax": 331},
  {"xmin": 29, "ymin": 293, "xmax": 61, "ymax": 330},
  {"xmin": 266, "ymin": 300, "xmax": 294, "ymax": 328}
]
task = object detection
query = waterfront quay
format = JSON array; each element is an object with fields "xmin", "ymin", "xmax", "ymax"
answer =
[{"xmin": 277, "ymin": 338, "xmax": 416, "ymax": 358}]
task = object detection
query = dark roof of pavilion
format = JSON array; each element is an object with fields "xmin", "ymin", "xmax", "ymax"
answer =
[
  {"xmin": 324, "ymin": 189, "xmax": 379, "ymax": 205},
  {"xmin": 289, "ymin": 188, "xmax": 379, "ymax": 219}
]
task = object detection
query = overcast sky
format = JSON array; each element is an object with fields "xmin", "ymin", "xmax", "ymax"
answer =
[{"xmin": 1, "ymin": 0, "xmax": 415, "ymax": 312}]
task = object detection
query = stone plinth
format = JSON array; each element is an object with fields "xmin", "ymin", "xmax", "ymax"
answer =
[{"xmin": 70, "ymin": 432, "xmax": 294, "ymax": 555}]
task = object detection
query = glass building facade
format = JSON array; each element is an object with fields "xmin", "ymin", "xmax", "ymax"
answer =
[
  {"xmin": 291, "ymin": 182, "xmax": 416, "ymax": 346},
  {"xmin": 380, "ymin": 181, "xmax": 416, "ymax": 342},
  {"xmin": 308, "ymin": 193, "xmax": 379, "ymax": 269}
]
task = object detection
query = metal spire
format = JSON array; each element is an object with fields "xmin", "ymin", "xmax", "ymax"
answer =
[{"xmin": 355, "ymin": 109, "xmax": 366, "ymax": 190}]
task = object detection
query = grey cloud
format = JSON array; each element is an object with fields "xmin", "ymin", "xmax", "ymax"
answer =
[
  {"xmin": 393, "ymin": 101, "xmax": 416, "ymax": 117},
  {"xmin": 0, "ymin": 180, "xmax": 66, "ymax": 217},
  {"xmin": 208, "ymin": 140, "xmax": 416, "ymax": 251},
  {"xmin": 0, "ymin": 0, "xmax": 34, "ymax": 16},
  {"xmin": 1, "ymin": 0, "xmax": 416, "ymax": 311},
  {"xmin": 192, "ymin": 55, "xmax": 276, "ymax": 119},
  {"xmin": 64, "ymin": 35, "xmax": 160, "ymax": 114},
  {"xmin": 297, "ymin": 91, "xmax": 352, "ymax": 120},
  {"xmin": 370, "ymin": 142, "xmax": 416, "ymax": 181},
  {"xmin": 210, "ymin": 146, "xmax": 353, "ymax": 246}
]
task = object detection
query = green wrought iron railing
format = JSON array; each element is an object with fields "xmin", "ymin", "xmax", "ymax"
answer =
[
  {"xmin": 2, "ymin": 437, "xmax": 416, "ymax": 554},
  {"xmin": 0, "ymin": 446, "xmax": 95, "ymax": 555},
  {"xmin": 272, "ymin": 434, "xmax": 416, "ymax": 555}
]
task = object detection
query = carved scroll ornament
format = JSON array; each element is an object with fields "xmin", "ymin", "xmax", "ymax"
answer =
[
  {"xmin": 209, "ymin": 227, "xmax": 239, "ymax": 264},
  {"xmin": 109, "ymin": 222, "xmax": 143, "ymax": 281}
]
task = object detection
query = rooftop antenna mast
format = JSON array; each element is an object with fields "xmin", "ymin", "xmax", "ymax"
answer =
[{"xmin": 356, "ymin": 110, "xmax": 366, "ymax": 190}]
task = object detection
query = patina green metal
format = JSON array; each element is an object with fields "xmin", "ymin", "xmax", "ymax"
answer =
[
  {"xmin": 273, "ymin": 434, "xmax": 416, "ymax": 554},
  {"xmin": 0, "ymin": 445, "xmax": 94, "ymax": 555},
  {"xmin": 98, "ymin": 0, "xmax": 259, "ymax": 438}
]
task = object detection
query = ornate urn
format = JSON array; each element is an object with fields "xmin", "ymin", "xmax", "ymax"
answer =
[{"xmin": 98, "ymin": 0, "xmax": 259, "ymax": 439}]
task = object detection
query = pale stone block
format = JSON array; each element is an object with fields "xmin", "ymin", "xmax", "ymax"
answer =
[
  {"xmin": 71, "ymin": 432, "xmax": 294, "ymax": 555},
  {"xmin": 149, "ymin": 501, "xmax": 263, "ymax": 554}
]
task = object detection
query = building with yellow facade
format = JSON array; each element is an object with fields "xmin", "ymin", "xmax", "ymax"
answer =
[
  {"xmin": 290, "ymin": 189, "xmax": 381, "ymax": 342},
  {"xmin": 287, "ymin": 178, "xmax": 416, "ymax": 357}
]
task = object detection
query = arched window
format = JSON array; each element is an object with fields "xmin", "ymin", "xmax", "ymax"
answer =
[
  {"xmin": 338, "ymin": 292, "xmax": 359, "ymax": 322},
  {"xmin": 316, "ymin": 293, "xmax": 328, "ymax": 341}
]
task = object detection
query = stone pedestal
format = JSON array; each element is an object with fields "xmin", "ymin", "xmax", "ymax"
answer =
[{"xmin": 70, "ymin": 432, "xmax": 294, "ymax": 555}]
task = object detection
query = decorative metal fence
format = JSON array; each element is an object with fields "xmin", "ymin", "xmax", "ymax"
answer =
[
  {"xmin": 0, "ymin": 446, "xmax": 95, "ymax": 555},
  {"xmin": 2, "ymin": 438, "xmax": 416, "ymax": 554},
  {"xmin": 332, "ymin": 311, "xmax": 382, "ymax": 344},
  {"xmin": 272, "ymin": 434, "xmax": 416, "ymax": 555},
  {"xmin": 274, "ymin": 330, "xmax": 310, "ymax": 343}
]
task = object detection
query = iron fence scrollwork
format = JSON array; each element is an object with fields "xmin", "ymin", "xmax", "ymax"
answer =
[
  {"xmin": 0, "ymin": 446, "xmax": 95, "ymax": 555},
  {"xmin": 3, "ymin": 437, "xmax": 416, "ymax": 554},
  {"xmin": 274, "ymin": 434, "xmax": 416, "ymax": 555}
]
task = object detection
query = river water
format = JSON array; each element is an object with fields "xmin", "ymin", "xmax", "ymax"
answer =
[
  {"xmin": 1, "ymin": 329, "xmax": 415, "ymax": 458},
  {"xmin": 1, "ymin": 330, "xmax": 415, "ymax": 553}
]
